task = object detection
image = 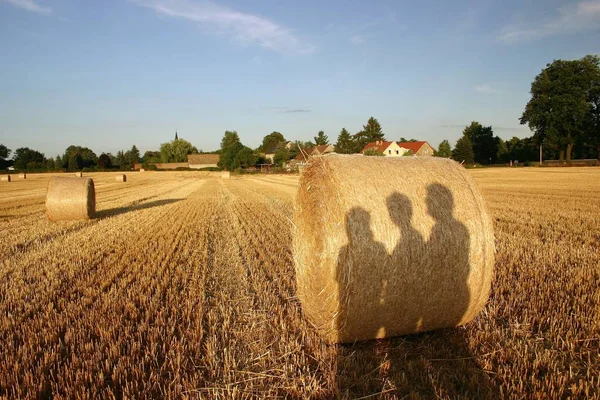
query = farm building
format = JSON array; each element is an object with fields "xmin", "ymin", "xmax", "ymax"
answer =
[
  {"xmin": 398, "ymin": 141, "xmax": 435, "ymax": 156},
  {"xmin": 361, "ymin": 141, "xmax": 407, "ymax": 156},
  {"xmin": 188, "ymin": 154, "xmax": 220, "ymax": 169}
]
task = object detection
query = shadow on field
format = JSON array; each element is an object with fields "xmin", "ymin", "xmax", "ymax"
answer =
[
  {"xmin": 334, "ymin": 184, "xmax": 498, "ymax": 398},
  {"xmin": 95, "ymin": 199, "xmax": 183, "ymax": 219}
]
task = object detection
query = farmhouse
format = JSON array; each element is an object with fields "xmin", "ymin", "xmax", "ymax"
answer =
[
  {"xmin": 188, "ymin": 154, "xmax": 220, "ymax": 169},
  {"xmin": 398, "ymin": 141, "xmax": 435, "ymax": 156},
  {"xmin": 361, "ymin": 141, "xmax": 407, "ymax": 156}
]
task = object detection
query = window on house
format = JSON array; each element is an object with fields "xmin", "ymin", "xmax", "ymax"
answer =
[
  {"xmin": 388, "ymin": 150, "xmax": 391, "ymax": 154},
  {"xmin": 396, "ymin": 150, "xmax": 399, "ymax": 155}
]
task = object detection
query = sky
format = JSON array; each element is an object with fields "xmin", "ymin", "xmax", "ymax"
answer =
[{"xmin": 1, "ymin": 0, "xmax": 599, "ymax": 157}]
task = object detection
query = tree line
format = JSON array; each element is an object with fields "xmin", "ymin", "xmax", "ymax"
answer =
[{"xmin": 2, "ymin": 54, "xmax": 598, "ymax": 172}]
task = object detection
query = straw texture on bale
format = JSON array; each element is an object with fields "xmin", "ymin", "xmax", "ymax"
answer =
[
  {"xmin": 19, "ymin": 173, "xmax": 26, "ymax": 179},
  {"xmin": 74, "ymin": 172, "xmax": 83, "ymax": 177},
  {"xmin": 293, "ymin": 155, "xmax": 494, "ymax": 343},
  {"xmin": 221, "ymin": 171, "xmax": 231, "ymax": 179},
  {"xmin": 1, "ymin": 175, "xmax": 11, "ymax": 182},
  {"xmin": 46, "ymin": 177, "xmax": 95, "ymax": 221},
  {"xmin": 116, "ymin": 174, "xmax": 127, "ymax": 182}
]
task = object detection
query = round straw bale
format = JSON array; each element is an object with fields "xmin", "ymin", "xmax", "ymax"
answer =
[
  {"xmin": 293, "ymin": 155, "xmax": 494, "ymax": 343},
  {"xmin": 46, "ymin": 177, "xmax": 95, "ymax": 221},
  {"xmin": 19, "ymin": 173, "xmax": 26, "ymax": 179},
  {"xmin": 74, "ymin": 172, "xmax": 83, "ymax": 177},
  {"xmin": 1, "ymin": 175, "xmax": 11, "ymax": 182},
  {"xmin": 115, "ymin": 174, "xmax": 127, "ymax": 182},
  {"xmin": 221, "ymin": 171, "xmax": 231, "ymax": 179},
  {"xmin": 139, "ymin": 168, "xmax": 145, "ymax": 172}
]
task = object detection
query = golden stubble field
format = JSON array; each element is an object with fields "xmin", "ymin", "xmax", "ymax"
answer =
[{"xmin": 0, "ymin": 168, "xmax": 598, "ymax": 399}]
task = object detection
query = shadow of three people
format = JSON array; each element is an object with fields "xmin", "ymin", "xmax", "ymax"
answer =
[{"xmin": 335, "ymin": 184, "xmax": 496, "ymax": 398}]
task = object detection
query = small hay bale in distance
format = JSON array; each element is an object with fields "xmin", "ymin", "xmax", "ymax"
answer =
[
  {"xmin": 221, "ymin": 171, "xmax": 231, "ymax": 179},
  {"xmin": 293, "ymin": 155, "xmax": 495, "ymax": 344},
  {"xmin": 74, "ymin": 172, "xmax": 83, "ymax": 177},
  {"xmin": 46, "ymin": 177, "xmax": 95, "ymax": 221},
  {"xmin": 18, "ymin": 173, "xmax": 26, "ymax": 179},
  {"xmin": 139, "ymin": 168, "xmax": 145, "ymax": 172},
  {"xmin": 115, "ymin": 174, "xmax": 127, "ymax": 182},
  {"xmin": 0, "ymin": 175, "xmax": 11, "ymax": 182}
]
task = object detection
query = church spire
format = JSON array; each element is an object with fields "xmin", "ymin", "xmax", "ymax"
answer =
[{"xmin": 175, "ymin": 130, "xmax": 178, "ymax": 140}]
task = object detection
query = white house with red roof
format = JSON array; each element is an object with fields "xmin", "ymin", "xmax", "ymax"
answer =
[
  {"xmin": 360, "ymin": 141, "xmax": 407, "ymax": 156},
  {"xmin": 397, "ymin": 141, "xmax": 435, "ymax": 156}
]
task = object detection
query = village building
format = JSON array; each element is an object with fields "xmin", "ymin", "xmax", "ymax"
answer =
[
  {"xmin": 397, "ymin": 141, "xmax": 435, "ymax": 156},
  {"xmin": 361, "ymin": 141, "xmax": 407, "ymax": 156}
]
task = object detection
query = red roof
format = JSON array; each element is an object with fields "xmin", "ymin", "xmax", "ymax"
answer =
[
  {"xmin": 314, "ymin": 145, "xmax": 333, "ymax": 154},
  {"xmin": 361, "ymin": 141, "xmax": 395, "ymax": 154},
  {"xmin": 397, "ymin": 141, "xmax": 429, "ymax": 153}
]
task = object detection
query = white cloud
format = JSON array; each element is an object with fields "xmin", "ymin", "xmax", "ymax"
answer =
[
  {"xmin": 350, "ymin": 34, "xmax": 368, "ymax": 45},
  {"xmin": 2, "ymin": 0, "xmax": 52, "ymax": 14},
  {"xmin": 475, "ymin": 84, "xmax": 500, "ymax": 94},
  {"xmin": 132, "ymin": 0, "xmax": 314, "ymax": 54},
  {"xmin": 500, "ymin": 0, "xmax": 600, "ymax": 42}
]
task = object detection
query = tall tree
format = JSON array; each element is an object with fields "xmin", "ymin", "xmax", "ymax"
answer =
[
  {"xmin": 354, "ymin": 117, "xmax": 385, "ymax": 150},
  {"xmin": 160, "ymin": 139, "xmax": 198, "ymax": 163},
  {"xmin": 436, "ymin": 140, "xmax": 452, "ymax": 157},
  {"xmin": 463, "ymin": 121, "xmax": 498, "ymax": 164},
  {"xmin": 218, "ymin": 131, "xmax": 245, "ymax": 170},
  {"xmin": 98, "ymin": 153, "xmax": 112, "ymax": 169},
  {"xmin": 260, "ymin": 131, "xmax": 286, "ymax": 152},
  {"xmin": 335, "ymin": 128, "xmax": 358, "ymax": 154},
  {"xmin": 452, "ymin": 135, "xmax": 474, "ymax": 164},
  {"xmin": 520, "ymin": 55, "xmax": 600, "ymax": 163},
  {"xmin": 13, "ymin": 147, "xmax": 45, "ymax": 170},
  {"xmin": 314, "ymin": 131, "xmax": 329, "ymax": 145},
  {"xmin": 0, "ymin": 144, "xmax": 11, "ymax": 169},
  {"xmin": 63, "ymin": 146, "xmax": 97, "ymax": 168}
]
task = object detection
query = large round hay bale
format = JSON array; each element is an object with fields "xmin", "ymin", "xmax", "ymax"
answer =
[
  {"xmin": 19, "ymin": 173, "xmax": 26, "ymax": 179},
  {"xmin": 74, "ymin": 172, "xmax": 83, "ymax": 177},
  {"xmin": 221, "ymin": 171, "xmax": 231, "ymax": 179},
  {"xmin": 1, "ymin": 175, "xmax": 11, "ymax": 182},
  {"xmin": 116, "ymin": 174, "xmax": 127, "ymax": 182},
  {"xmin": 46, "ymin": 177, "xmax": 95, "ymax": 221},
  {"xmin": 293, "ymin": 155, "xmax": 494, "ymax": 343}
]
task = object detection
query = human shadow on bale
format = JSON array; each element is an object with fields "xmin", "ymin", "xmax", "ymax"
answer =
[
  {"xmin": 95, "ymin": 199, "xmax": 183, "ymax": 219},
  {"xmin": 335, "ymin": 184, "xmax": 498, "ymax": 398}
]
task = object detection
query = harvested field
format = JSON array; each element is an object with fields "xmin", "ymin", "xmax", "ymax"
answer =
[{"xmin": 0, "ymin": 169, "xmax": 598, "ymax": 398}]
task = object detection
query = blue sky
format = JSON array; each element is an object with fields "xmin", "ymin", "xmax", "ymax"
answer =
[{"xmin": 1, "ymin": 0, "xmax": 599, "ymax": 157}]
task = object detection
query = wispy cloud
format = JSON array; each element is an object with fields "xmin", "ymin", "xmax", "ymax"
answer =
[
  {"xmin": 264, "ymin": 106, "xmax": 312, "ymax": 113},
  {"xmin": 2, "ymin": 0, "xmax": 52, "ymax": 14},
  {"xmin": 132, "ymin": 0, "xmax": 314, "ymax": 54},
  {"xmin": 439, "ymin": 124, "xmax": 522, "ymax": 131},
  {"xmin": 350, "ymin": 34, "xmax": 370, "ymax": 45},
  {"xmin": 500, "ymin": 0, "xmax": 600, "ymax": 42},
  {"xmin": 284, "ymin": 108, "xmax": 311, "ymax": 113},
  {"xmin": 475, "ymin": 84, "xmax": 501, "ymax": 94}
]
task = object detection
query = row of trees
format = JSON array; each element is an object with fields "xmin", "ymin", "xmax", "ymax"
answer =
[{"xmin": 0, "ymin": 137, "xmax": 203, "ymax": 171}]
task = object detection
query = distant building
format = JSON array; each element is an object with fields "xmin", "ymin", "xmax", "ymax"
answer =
[
  {"xmin": 397, "ymin": 141, "xmax": 435, "ymax": 156},
  {"xmin": 188, "ymin": 154, "xmax": 220, "ymax": 169},
  {"xmin": 361, "ymin": 141, "xmax": 407, "ymax": 156}
]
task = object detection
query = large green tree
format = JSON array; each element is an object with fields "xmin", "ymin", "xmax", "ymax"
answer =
[
  {"xmin": 260, "ymin": 131, "xmax": 286, "ymax": 152},
  {"xmin": 98, "ymin": 153, "xmax": 112, "ymax": 169},
  {"xmin": 160, "ymin": 139, "xmax": 198, "ymax": 163},
  {"xmin": 520, "ymin": 55, "xmax": 600, "ymax": 163},
  {"xmin": 354, "ymin": 117, "xmax": 385, "ymax": 150},
  {"xmin": 335, "ymin": 128, "xmax": 359, "ymax": 154},
  {"xmin": 314, "ymin": 131, "xmax": 329, "ymax": 145},
  {"xmin": 0, "ymin": 144, "xmax": 11, "ymax": 169},
  {"xmin": 452, "ymin": 135, "xmax": 474, "ymax": 164},
  {"xmin": 13, "ymin": 147, "xmax": 45, "ymax": 170},
  {"xmin": 463, "ymin": 121, "xmax": 498, "ymax": 164},
  {"xmin": 436, "ymin": 140, "xmax": 452, "ymax": 157},
  {"xmin": 124, "ymin": 145, "xmax": 141, "ymax": 167},
  {"xmin": 63, "ymin": 146, "xmax": 97, "ymax": 168}
]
